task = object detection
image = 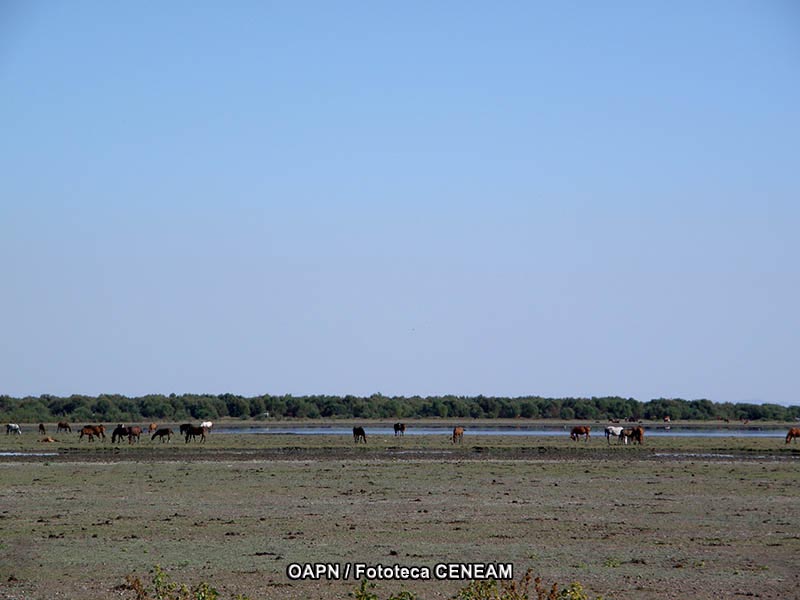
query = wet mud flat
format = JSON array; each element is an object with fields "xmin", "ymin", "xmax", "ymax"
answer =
[{"xmin": 0, "ymin": 435, "xmax": 798, "ymax": 600}]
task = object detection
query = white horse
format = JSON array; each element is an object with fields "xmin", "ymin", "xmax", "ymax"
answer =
[
  {"xmin": 6, "ymin": 423, "xmax": 21, "ymax": 435},
  {"xmin": 200, "ymin": 421, "xmax": 213, "ymax": 430},
  {"xmin": 605, "ymin": 426, "xmax": 624, "ymax": 444}
]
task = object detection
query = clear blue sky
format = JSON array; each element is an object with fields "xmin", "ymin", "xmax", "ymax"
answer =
[{"xmin": 1, "ymin": 1, "xmax": 798, "ymax": 403}]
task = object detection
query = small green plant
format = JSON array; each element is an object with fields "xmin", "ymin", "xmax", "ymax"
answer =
[
  {"xmin": 557, "ymin": 582, "xmax": 593, "ymax": 600},
  {"xmin": 387, "ymin": 591, "xmax": 417, "ymax": 600},
  {"xmin": 123, "ymin": 566, "xmax": 246, "ymax": 600},
  {"xmin": 349, "ymin": 579, "xmax": 379, "ymax": 600},
  {"xmin": 447, "ymin": 570, "xmax": 602, "ymax": 600}
]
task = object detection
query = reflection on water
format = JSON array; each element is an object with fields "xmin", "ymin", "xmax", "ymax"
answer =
[
  {"xmin": 0, "ymin": 452, "xmax": 59, "ymax": 456},
  {"xmin": 214, "ymin": 426, "xmax": 786, "ymax": 438}
]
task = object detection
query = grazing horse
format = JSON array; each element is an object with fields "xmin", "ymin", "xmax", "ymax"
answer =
[
  {"xmin": 624, "ymin": 425, "xmax": 644, "ymax": 445},
  {"xmin": 184, "ymin": 425, "xmax": 207, "ymax": 443},
  {"xmin": 38, "ymin": 423, "xmax": 47, "ymax": 435},
  {"xmin": 6, "ymin": 423, "xmax": 21, "ymax": 435},
  {"xmin": 79, "ymin": 425, "xmax": 106, "ymax": 442},
  {"xmin": 180, "ymin": 423, "xmax": 204, "ymax": 442},
  {"xmin": 619, "ymin": 428, "xmax": 635, "ymax": 445},
  {"xmin": 452, "ymin": 426, "xmax": 465, "ymax": 444},
  {"xmin": 570, "ymin": 426, "xmax": 591, "ymax": 441},
  {"xmin": 785, "ymin": 428, "xmax": 800, "ymax": 444},
  {"xmin": 605, "ymin": 426, "xmax": 624, "ymax": 444},
  {"xmin": 200, "ymin": 421, "xmax": 213, "ymax": 430},
  {"xmin": 151, "ymin": 428, "xmax": 173, "ymax": 442},
  {"xmin": 57, "ymin": 421, "xmax": 72, "ymax": 433},
  {"xmin": 111, "ymin": 425, "xmax": 130, "ymax": 443},
  {"xmin": 148, "ymin": 423, "xmax": 159, "ymax": 434},
  {"xmin": 127, "ymin": 426, "xmax": 143, "ymax": 444},
  {"xmin": 393, "ymin": 423, "xmax": 406, "ymax": 436},
  {"xmin": 353, "ymin": 426, "xmax": 367, "ymax": 443}
]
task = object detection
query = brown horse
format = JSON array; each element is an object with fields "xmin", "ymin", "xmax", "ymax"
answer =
[
  {"xmin": 38, "ymin": 423, "xmax": 46, "ymax": 435},
  {"xmin": 184, "ymin": 425, "xmax": 207, "ymax": 443},
  {"xmin": 393, "ymin": 423, "xmax": 406, "ymax": 436},
  {"xmin": 785, "ymin": 428, "xmax": 800, "ymax": 444},
  {"xmin": 353, "ymin": 427, "xmax": 366, "ymax": 443},
  {"xmin": 148, "ymin": 423, "xmax": 159, "ymax": 434},
  {"xmin": 79, "ymin": 425, "xmax": 105, "ymax": 442},
  {"xmin": 56, "ymin": 421, "xmax": 71, "ymax": 433},
  {"xmin": 627, "ymin": 425, "xmax": 645, "ymax": 445},
  {"xmin": 452, "ymin": 426, "xmax": 465, "ymax": 444},
  {"xmin": 39, "ymin": 437, "xmax": 58, "ymax": 443},
  {"xmin": 570, "ymin": 426, "xmax": 591, "ymax": 441},
  {"xmin": 151, "ymin": 428, "xmax": 173, "ymax": 442},
  {"xmin": 127, "ymin": 426, "xmax": 143, "ymax": 444}
]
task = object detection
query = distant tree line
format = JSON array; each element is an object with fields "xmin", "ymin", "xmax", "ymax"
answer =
[{"xmin": 0, "ymin": 393, "xmax": 798, "ymax": 423}]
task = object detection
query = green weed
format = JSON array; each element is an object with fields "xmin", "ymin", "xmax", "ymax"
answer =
[{"xmin": 123, "ymin": 565, "xmax": 247, "ymax": 600}]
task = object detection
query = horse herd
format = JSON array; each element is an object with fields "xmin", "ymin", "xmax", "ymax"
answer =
[
  {"xmin": 6, "ymin": 422, "xmax": 800, "ymax": 445},
  {"xmin": 352, "ymin": 423, "xmax": 465, "ymax": 444},
  {"xmin": 5, "ymin": 421, "xmax": 214, "ymax": 443}
]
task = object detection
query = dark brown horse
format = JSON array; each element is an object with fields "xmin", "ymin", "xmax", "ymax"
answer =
[
  {"xmin": 570, "ymin": 426, "xmax": 591, "ymax": 441},
  {"xmin": 151, "ymin": 428, "xmax": 173, "ymax": 442},
  {"xmin": 184, "ymin": 425, "xmax": 207, "ymax": 443},
  {"xmin": 79, "ymin": 425, "xmax": 105, "ymax": 442},
  {"xmin": 786, "ymin": 428, "xmax": 800, "ymax": 444},
  {"xmin": 452, "ymin": 426, "xmax": 465, "ymax": 444},
  {"xmin": 38, "ymin": 423, "xmax": 46, "ymax": 435},
  {"xmin": 393, "ymin": 423, "xmax": 406, "ymax": 436},
  {"xmin": 353, "ymin": 426, "xmax": 366, "ymax": 443},
  {"xmin": 56, "ymin": 421, "xmax": 71, "ymax": 433},
  {"xmin": 111, "ymin": 425, "xmax": 130, "ymax": 443}
]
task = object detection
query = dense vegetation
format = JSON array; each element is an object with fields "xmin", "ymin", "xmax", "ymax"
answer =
[{"xmin": 1, "ymin": 393, "xmax": 797, "ymax": 423}]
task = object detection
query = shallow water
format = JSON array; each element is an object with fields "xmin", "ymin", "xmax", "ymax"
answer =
[
  {"xmin": 0, "ymin": 451, "xmax": 59, "ymax": 456},
  {"xmin": 214, "ymin": 426, "xmax": 787, "ymax": 438}
]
